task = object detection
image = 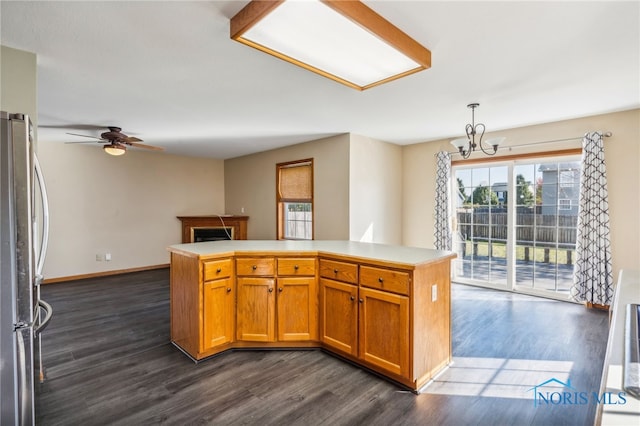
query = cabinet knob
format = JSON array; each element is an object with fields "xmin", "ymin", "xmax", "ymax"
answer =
[
  {"xmin": 278, "ymin": 287, "xmax": 283, "ymax": 292},
  {"xmin": 294, "ymin": 265, "xmax": 299, "ymax": 270},
  {"xmin": 334, "ymin": 269, "xmax": 339, "ymax": 274},
  {"xmin": 226, "ymin": 287, "xmax": 231, "ymax": 293},
  {"xmin": 359, "ymin": 298, "xmax": 364, "ymax": 303},
  {"xmin": 252, "ymin": 265, "xmax": 258, "ymax": 270},
  {"xmin": 350, "ymin": 296, "xmax": 355, "ymax": 301},
  {"xmin": 268, "ymin": 288, "xmax": 274, "ymax": 293},
  {"xmin": 378, "ymin": 277, "xmax": 384, "ymax": 283},
  {"xmin": 217, "ymin": 268, "xmax": 222, "ymax": 273}
]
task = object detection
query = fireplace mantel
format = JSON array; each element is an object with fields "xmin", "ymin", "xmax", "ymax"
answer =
[{"xmin": 177, "ymin": 215, "xmax": 249, "ymax": 243}]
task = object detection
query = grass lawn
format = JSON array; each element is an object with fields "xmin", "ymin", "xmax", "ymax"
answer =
[{"xmin": 463, "ymin": 240, "xmax": 574, "ymax": 264}]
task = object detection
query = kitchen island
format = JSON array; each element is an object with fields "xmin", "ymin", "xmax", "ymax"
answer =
[{"xmin": 167, "ymin": 240, "xmax": 456, "ymax": 392}]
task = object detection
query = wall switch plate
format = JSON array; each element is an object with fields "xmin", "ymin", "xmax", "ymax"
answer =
[
  {"xmin": 432, "ymin": 284, "xmax": 437, "ymax": 302},
  {"xmin": 105, "ymin": 253, "xmax": 111, "ymax": 261}
]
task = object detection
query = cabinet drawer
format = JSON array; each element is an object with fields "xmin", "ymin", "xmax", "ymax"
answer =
[
  {"xmin": 277, "ymin": 258, "xmax": 316, "ymax": 276},
  {"xmin": 319, "ymin": 259, "xmax": 358, "ymax": 284},
  {"xmin": 359, "ymin": 266, "xmax": 410, "ymax": 296},
  {"xmin": 203, "ymin": 259, "xmax": 233, "ymax": 281},
  {"xmin": 236, "ymin": 257, "xmax": 275, "ymax": 276}
]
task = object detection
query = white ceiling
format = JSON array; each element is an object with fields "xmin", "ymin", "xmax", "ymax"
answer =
[{"xmin": 1, "ymin": 1, "xmax": 638, "ymax": 159}]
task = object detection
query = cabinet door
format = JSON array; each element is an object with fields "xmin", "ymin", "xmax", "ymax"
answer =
[
  {"xmin": 320, "ymin": 278, "xmax": 358, "ymax": 356},
  {"xmin": 237, "ymin": 277, "xmax": 276, "ymax": 342},
  {"xmin": 277, "ymin": 277, "xmax": 318, "ymax": 341},
  {"xmin": 358, "ymin": 287, "xmax": 409, "ymax": 377},
  {"xmin": 203, "ymin": 278, "xmax": 234, "ymax": 350}
]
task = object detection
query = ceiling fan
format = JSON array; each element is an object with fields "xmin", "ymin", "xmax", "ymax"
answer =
[{"xmin": 66, "ymin": 126, "xmax": 164, "ymax": 156}]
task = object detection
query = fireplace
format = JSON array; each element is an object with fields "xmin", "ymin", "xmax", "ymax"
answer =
[
  {"xmin": 177, "ymin": 215, "xmax": 248, "ymax": 243},
  {"xmin": 192, "ymin": 227, "xmax": 233, "ymax": 242}
]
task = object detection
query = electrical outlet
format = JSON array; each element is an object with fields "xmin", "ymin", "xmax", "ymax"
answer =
[
  {"xmin": 432, "ymin": 284, "xmax": 438, "ymax": 302},
  {"xmin": 96, "ymin": 254, "xmax": 104, "ymax": 261},
  {"xmin": 241, "ymin": 207, "xmax": 245, "ymax": 214},
  {"xmin": 105, "ymin": 253, "xmax": 111, "ymax": 261}
]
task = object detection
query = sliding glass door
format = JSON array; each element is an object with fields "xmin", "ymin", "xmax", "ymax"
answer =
[{"xmin": 452, "ymin": 156, "xmax": 581, "ymax": 299}]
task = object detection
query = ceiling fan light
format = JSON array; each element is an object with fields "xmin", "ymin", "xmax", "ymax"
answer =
[{"xmin": 103, "ymin": 144, "xmax": 126, "ymax": 156}]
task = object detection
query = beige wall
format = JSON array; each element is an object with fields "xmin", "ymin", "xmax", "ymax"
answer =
[
  {"xmin": 225, "ymin": 134, "xmax": 350, "ymax": 240},
  {"xmin": 1, "ymin": 45, "xmax": 37, "ymax": 125},
  {"xmin": 402, "ymin": 109, "xmax": 640, "ymax": 278},
  {"xmin": 349, "ymin": 134, "xmax": 402, "ymax": 244},
  {"xmin": 38, "ymin": 142, "xmax": 225, "ymax": 279}
]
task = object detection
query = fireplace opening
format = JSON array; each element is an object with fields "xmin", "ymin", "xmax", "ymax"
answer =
[{"xmin": 192, "ymin": 227, "xmax": 234, "ymax": 242}]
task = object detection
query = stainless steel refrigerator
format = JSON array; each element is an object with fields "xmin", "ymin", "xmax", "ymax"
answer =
[{"xmin": 1, "ymin": 112, "xmax": 53, "ymax": 425}]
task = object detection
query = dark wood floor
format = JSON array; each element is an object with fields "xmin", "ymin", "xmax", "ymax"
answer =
[{"xmin": 37, "ymin": 268, "xmax": 609, "ymax": 425}]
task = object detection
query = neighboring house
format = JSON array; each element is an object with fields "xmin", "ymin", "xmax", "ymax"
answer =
[
  {"xmin": 491, "ymin": 182, "xmax": 508, "ymax": 207},
  {"xmin": 539, "ymin": 162, "xmax": 581, "ymax": 215}
]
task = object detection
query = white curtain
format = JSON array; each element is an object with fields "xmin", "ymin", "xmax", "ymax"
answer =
[
  {"xmin": 434, "ymin": 151, "xmax": 452, "ymax": 251},
  {"xmin": 570, "ymin": 132, "xmax": 613, "ymax": 305}
]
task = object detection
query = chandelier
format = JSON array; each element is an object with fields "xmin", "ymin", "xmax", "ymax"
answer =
[{"xmin": 450, "ymin": 103, "xmax": 505, "ymax": 159}]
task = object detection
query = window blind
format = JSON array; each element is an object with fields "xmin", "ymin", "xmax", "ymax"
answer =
[{"xmin": 278, "ymin": 161, "xmax": 312, "ymax": 201}]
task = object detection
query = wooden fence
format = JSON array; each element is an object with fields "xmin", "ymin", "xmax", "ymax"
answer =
[{"xmin": 457, "ymin": 210, "xmax": 578, "ymax": 264}]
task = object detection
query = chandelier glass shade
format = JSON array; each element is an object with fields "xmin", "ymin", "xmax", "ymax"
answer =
[{"xmin": 451, "ymin": 103, "xmax": 504, "ymax": 159}]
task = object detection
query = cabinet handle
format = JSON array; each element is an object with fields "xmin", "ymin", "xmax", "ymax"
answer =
[
  {"xmin": 252, "ymin": 265, "xmax": 258, "ymax": 270},
  {"xmin": 278, "ymin": 287, "xmax": 283, "ymax": 292},
  {"xmin": 217, "ymin": 268, "xmax": 222, "ymax": 273},
  {"xmin": 226, "ymin": 287, "xmax": 231, "ymax": 293},
  {"xmin": 378, "ymin": 277, "xmax": 384, "ymax": 283},
  {"xmin": 359, "ymin": 298, "xmax": 364, "ymax": 303},
  {"xmin": 294, "ymin": 265, "xmax": 299, "ymax": 270},
  {"xmin": 350, "ymin": 296, "xmax": 355, "ymax": 301},
  {"xmin": 268, "ymin": 288, "xmax": 274, "ymax": 293},
  {"xmin": 334, "ymin": 268, "xmax": 339, "ymax": 274}
]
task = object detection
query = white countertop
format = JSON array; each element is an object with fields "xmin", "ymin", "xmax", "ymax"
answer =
[
  {"xmin": 598, "ymin": 269, "xmax": 640, "ymax": 425},
  {"xmin": 167, "ymin": 240, "xmax": 455, "ymax": 267}
]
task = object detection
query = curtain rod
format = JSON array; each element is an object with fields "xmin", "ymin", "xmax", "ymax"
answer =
[{"xmin": 442, "ymin": 131, "xmax": 612, "ymax": 156}]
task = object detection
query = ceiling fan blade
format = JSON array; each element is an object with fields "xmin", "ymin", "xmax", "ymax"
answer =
[
  {"xmin": 66, "ymin": 132, "xmax": 105, "ymax": 141},
  {"xmin": 129, "ymin": 142, "xmax": 164, "ymax": 151},
  {"xmin": 122, "ymin": 136, "xmax": 143, "ymax": 143},
  {"xmin": 64, "ymin": 141, "xmax": 102, "ymax": 144},
  {"xmin": 40, "ymin": 124, "xmax": 106, "ymax": 131}
]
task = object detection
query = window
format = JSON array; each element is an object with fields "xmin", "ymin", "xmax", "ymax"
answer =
[
  {"xmin": 558, "ymin": 199, "xmax": 572, "ymax": 210},
  {"xmin": 277, "ymin": 159, "xmax": 313, "ymax": 240}
]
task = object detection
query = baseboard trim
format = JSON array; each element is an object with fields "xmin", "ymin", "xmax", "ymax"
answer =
[{"xmin": 43, "ymin": 264, "xmax": 170, "ymax": 284}]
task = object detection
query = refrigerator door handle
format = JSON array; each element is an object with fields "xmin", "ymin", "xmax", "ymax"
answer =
[
  {"xmin": 34, "ymin": 299, "xmax": 53, "ymax": 336},
  {"xmin": 34, "ymin": 154, "xmax": 49, "ymax": 277}
]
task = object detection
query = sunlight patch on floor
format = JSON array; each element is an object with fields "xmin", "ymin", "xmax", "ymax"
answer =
[{"xmin": 424, "ymin": 357, "xmax": 574, "ymax": 399}]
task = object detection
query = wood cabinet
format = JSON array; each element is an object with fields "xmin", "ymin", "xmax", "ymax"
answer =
[
  {"xmin": 236, "ymin": 277, "xmax": 275, "ymax": 342},
  {"xmin": 320, "ymin": 278, "xmax": 358, "ymax": 356},
  {"xmin": 168, "ymin": 241, "xmax": 454, "ymax": 393},
  {"xmin": 277, "ymin": 277, "xmax": 317, "ymax": 341},
  {"xmin": 203, "ymin": 277, "xmax": 234, "ymax": 350},
  {"xmin": 277, "ymin": 257, "xmax": 317, "ymax": 342},
  {"xmin": 235, "ymin": 256, "xmax": 317, "ymax": 343},
  {"xmin": 236, "ymin": 257, "xmax": 275, "ymax": 342},
  {"xmin": 358, "ymin": 286, "xmax": 409, "ymax": 377},
  {"xmin": 319, "ymin": 259, "xmax": 409, "ymax": 378},
  {"xmin": 202, "ymin": 258, "xmax": 235, "ymax": 351}
]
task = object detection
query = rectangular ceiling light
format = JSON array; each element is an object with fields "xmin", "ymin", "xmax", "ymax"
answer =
[{"xmin": 230, "ymin": 0, "xmax": 432, "ymax": 91}]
